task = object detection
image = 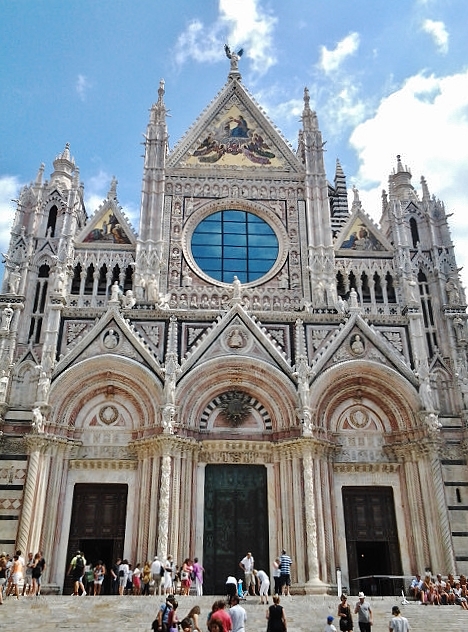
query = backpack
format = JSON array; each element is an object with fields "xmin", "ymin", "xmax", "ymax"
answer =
[{"xmin": 75, "ymin": 556, "xmax": 85, "ymax": 572}]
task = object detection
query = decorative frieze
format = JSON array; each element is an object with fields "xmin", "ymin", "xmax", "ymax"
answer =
[{"xmin": 69, "ymin": 459, "xmax": 137, "ymax": 470}]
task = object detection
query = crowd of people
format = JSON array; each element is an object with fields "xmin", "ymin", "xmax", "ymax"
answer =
[
  {"xmin": 67, "ymin": 551, "xmax": 205, "ymax": 597},
  {"xmin": 409, "ymin": 571, "xmax": 468, "ymax": 608},
  {"xmin": 151, "ymin": 591, "xmax": 287, "ymax": 632},
  {"xmin": 0, "ymin": 549, "xmax": 46, "ymax": 602}
]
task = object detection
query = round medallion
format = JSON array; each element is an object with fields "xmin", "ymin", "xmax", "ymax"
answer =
[{"xmin": 99, "ymin": 405, "xmax": 119, "ymax": 425}]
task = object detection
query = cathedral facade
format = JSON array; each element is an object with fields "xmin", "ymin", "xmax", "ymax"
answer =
[{"xmin": 1, "ymin": 59, "xmax": 467, "ymax": 595}]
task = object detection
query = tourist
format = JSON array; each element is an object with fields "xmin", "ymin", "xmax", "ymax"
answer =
[
  {"xmin": 167, "ymin": 599, "xmax": 179, "ymax": 632},
  {"xmin": 279, "ymin": 550, "xmax": 292, "ymax": 597},
  {"xmin": 180, "ymin": 558, "xmax": 192, "ymax": 596},
  {"xmin": 151, "ymin": 556, "xmax": 163, "ymax": 596},
  {"xmin": 229, "ymin": 594, "xmax": 247, "ymax": 632},
  {"xmin": 153, "ymin": 593, "xmax": 175, "ymax": 631},
  {"xmin": 266, "ymin": 594, "xmax": 287, "ymax": 632},
  {"xmin": 67, "ymin": 550, "xmax": 86, "ymax": 596},
  {"xmin": 110, "ymin": 558, "xmax": 120, "ymax": 595},
  {"xmin": 10, "ymin": 554, "xmax": 22, "ymax": 600},
  {"xmin": 354, "ymin": 592, "xmax": 373, "ymax": 632},
  {"xmin": 239, "ymin": 551, "xmax": 255, "ymax": 596},
  {"xmin": 337, "ymin": 594, "xmax": 353, "ymax": 631},
  {"xmin": 388, "ymin": 605, "xmax": 409, "ymax": 631},
  {"xmin": 272, "ymin": 557, "xmax": 281, "ymax": 596},
  {"xmin": 23, "ymin": 552, "xmax": 34, "ymax": 595},
  {"xmin": 141, "ymin": 561, "xmax": 152, "ymax": 596},
  {"xmin": 192, "ymin": 557, "xmax": 204, "ymax": 596},
  {"xmin": 93, "ymin": 560, "xmax": 106, "ymax": 596},
  {"xmin": 208, "ymin": 599, "xmax": 232, "ymax": 632},
  {"xmin": 133, "ymin": 562, "xmax": 141, "ymax": 595},
  {"xmin": 118, "ymin": 558, "xmax": 129, "ymax": 596},
  {"xmin": 185, "ymin": 605, "xmax": 202, "ymax": 632},
  {"xmin": 164, "ymin": 555, "xmax": 175, "ymax": 595},
  {"xmin": 0, "ymin": 552, "xmax": 7, "ymax": 604},
  {"xmin": 34, "ymin": 551, "xmax": 46, "ymax": 596},
  {"xmin": 324, "ymin": 615, "xmax": 337, "ymax": 632},
  {"xmin": 254, "ymin": 568, "xmax": 270, "ymax": 604},
  {"xmin": 30, "ymin": 552, "xmax": 44, "ymax": 596}
]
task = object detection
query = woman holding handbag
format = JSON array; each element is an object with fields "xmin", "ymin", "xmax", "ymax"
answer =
[{"xmin": 337, "ymin": 594, "xmax": 353, "ymax": 631}]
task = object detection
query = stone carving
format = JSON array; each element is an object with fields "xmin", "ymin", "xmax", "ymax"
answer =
[
  {"xmin": 31, "ymin": 406, "xmax": 44, "ymax": 433},
  {"xmin": 122, "ymin": 290, "xmax": 136, "ymax": 308},
  {"xmin": 7, "ymin": 266, "xmax": 21, "ymax": 294},
  {"xmin": 350, "ymin": 334, "xmax": 365, "ymax": 356},
  {"xmin": 226, "ymin": 328, "xmax": 246, "ymax": 349},
  {"xmin": 110, "ymin": 281, "xmax": 121, "ymax": 302},
  {"xmin": 99, "ymin": 405, "xmax": 119, "ymax": 425},
  {"xmin": 0, "ymin": 304, "xmax": 14, "ymax": 331},
  {"xmin": 103, "ymin": 329, "xmax": 119, "ymax": 350}
]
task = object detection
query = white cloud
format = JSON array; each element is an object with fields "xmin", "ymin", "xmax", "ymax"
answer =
[
  {"xmin": 349, "ymin": 69, "xmax": 468, "ymax": 288},
  {"xmin": 421, "ymin": 19, "xmax": 449, "ymax": 54},
  {"xmin": 76, "ymin": 74, "xmax": 91, "ymax": 101},
  {"xmin": 174, "ymin": 0, "xmax": 277, "ymax": 76},
  {"xmin": 318, "ymin": 32, "xmax": 360, "ymax": 75}
]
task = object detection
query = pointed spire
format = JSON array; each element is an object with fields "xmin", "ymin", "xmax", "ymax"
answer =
[
  {"xmin": 420, "ymin": 175, "xmax": 430, "ymax": 201},
  {"xmin": 389, "ymin": 155, "xmax": 417, "ymax": 201},
  {"xmin": 35, "ymin": 163, "xmax": 45, "ymax": 186},
  {"xmin": 150, "ymin": 79, "xmax": 167, "ymax": 126},
  {"xmin": 302, "ymin": 87, "xmax": 318, "ymax": 131},
  {"xmin": 330, "ymin": 159, "xmax": 349, "ymax": 230},
  {"xmin": 51, "ymin": 142, "xmax": 75, "ymax": 185}
]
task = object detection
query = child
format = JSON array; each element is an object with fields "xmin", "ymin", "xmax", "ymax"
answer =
[{"xmin": 324, "ymin": 615, "xmax": 337, "ymax": 632}]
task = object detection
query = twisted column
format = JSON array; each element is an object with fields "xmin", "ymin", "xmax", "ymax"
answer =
[
  {"xmin": 157, "ymin": 451, "xmax": 171, "ymax": 560},
  {"xmin": 16, "ymin": 436, "xmax": 46, "ymax": 553}
]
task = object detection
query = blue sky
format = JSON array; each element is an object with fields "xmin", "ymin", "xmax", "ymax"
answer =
[{"xmin": 1, "ymin": 0, "xmax": 468, "ymax": 286}]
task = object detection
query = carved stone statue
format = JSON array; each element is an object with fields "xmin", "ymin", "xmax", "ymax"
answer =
[
  {"xmin": 110, "ymin": 281, "xmax": 121, "ymax": 302},
  {"xmin": 54, "ymin": 269, "xmax": 66, "ymax": 294},
  {"xmin": 122, "ymin": 290, "xmax": 136, "ymax": 309},
  {"xmin": 0, "ymin": 371, "xmax": 9, "ymax": 401},
  {"xmin": 31, "ymin": 406, "xmax": 44, "ymax": 433},
  {"xmin": 232, "ymin": 276, "xmax": 242, "ymax": 300},
  {"xmin": 36, "ymin": 371, "xmax": 50, "ymax": 402},
  {"xmin": 182, "ymin": 269, "xmax": 193, "ymax": 287},
  {"xmin": 147, "ymin": 275, "xmax": 158, "ymax": 301},
  {"xmin": 0, "ymin": 304, "xmax": 14, "ymax": 331},
  {"xmin": 7, "ymin": 266, "xmax": 21, "ymax": 294},
  {"xmin": 349, "ymin": 288, "xmax": 359, "ymax": 309}
]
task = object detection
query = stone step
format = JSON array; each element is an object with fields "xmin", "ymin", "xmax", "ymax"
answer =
[{"xmin": 0, "ymin": 594, "xmax": 467, "ymax": 631}]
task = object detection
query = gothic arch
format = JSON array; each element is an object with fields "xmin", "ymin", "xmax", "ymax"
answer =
[
  {"xmin": 312, "ymin": 360, "xmax": 420, "ymax": 433},
  {"xmin": 177, "ymin": 356, "xmax": 297, "ymax": 433},
  {"xmin": 50, "ymin": 355, "xmax": 163, "ymax": 435}
]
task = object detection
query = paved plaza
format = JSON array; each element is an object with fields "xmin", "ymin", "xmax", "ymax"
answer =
[{"xmin": 0, "ymin": 594, "xmax": 467, "ymax": 631}]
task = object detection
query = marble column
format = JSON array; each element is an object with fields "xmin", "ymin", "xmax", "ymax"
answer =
[
  {"xmin": 157, "ymin": 451, "xmax": 171, "ymax": 560},
  {"xmin": 302, "ymin": 450, "xmax": 326, "ymax": 592},
  {"xmin": 16, "ymin": 435, "xmax": 47, "ymax": 553}
]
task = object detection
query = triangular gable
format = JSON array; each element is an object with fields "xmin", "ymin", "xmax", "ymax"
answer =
[
  {"xmin": 309, "ymin": 313, "xmax": 417, "ymax": 385},
  {"xmin": 76, "ymin": 195, "xmax": 136, "ymax": 246},
  {"xmin": 53, "ymin": 306, "xmax": 163, "ymax": 380},
  {"xmin": 335, "ymin": 207, "xmax": 393, "ymax": 255},
  {"xmin": 179, "ymin": 303, "xmax": 292, "ymax": 377},
  {"xmin": 168, "ymin": 78, "xmax": 303, "ymax": 173}
]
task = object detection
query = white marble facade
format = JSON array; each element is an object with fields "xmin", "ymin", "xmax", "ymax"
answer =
[{"xmin": 0, "ymin": 62, "xmax": 467, "ymax": 594}]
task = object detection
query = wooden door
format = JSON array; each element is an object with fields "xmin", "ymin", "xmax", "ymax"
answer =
[{"xmin": 64, "ymin": 484, "xmax": 127, "ymax": 594}]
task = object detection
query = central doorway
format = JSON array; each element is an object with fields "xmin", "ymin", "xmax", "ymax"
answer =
[
  {"xmin": 342, "ymin": 486, "xmax": 403, "ymax": 596},
  {"xmin": 64, "ymin": 483, "xmax": 127, "ymax": 595},
  {"xmin": 203, "ymin": 465, "xmax": 268, "ymax": 595}
]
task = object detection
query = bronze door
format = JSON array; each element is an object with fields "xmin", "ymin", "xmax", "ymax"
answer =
[
  {"xmin": 64, "ymin": 483, "xmax": 127, "ymax": 595},
  {"xmin": 203, "ymin": 465, "xmax": 268, "ymax": 595},
  {"xmin": 342, "ymin": 486, "xmax": 403, "ymax": 596}
]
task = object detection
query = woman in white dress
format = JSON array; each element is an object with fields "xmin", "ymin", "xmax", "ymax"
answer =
[{"xmin": 164, "ymin": 555, "xmax": 174, "ymax": 595}]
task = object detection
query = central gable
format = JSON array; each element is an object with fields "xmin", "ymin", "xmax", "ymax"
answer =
[{"xmin": 168, "ymin": 79, "xmax": 302, "ymax": 173}]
